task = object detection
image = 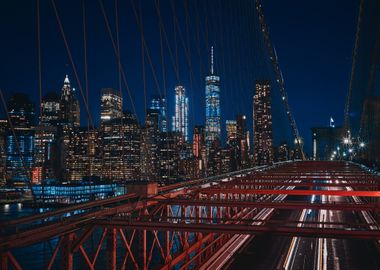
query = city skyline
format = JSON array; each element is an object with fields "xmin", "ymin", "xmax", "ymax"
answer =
[
  {"xmin": 0, "ymin": 1, "xmax": 363, "ymax": 154},
  {"xmin": 1, "ymin": 1, "xmax": 380, "ymax": 270}
]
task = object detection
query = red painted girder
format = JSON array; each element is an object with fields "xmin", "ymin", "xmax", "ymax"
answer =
[
  {"xmin": 94, "ymin": 220, "xmax": 380, "ymax": 240},
  {"xmin": 0, "ymin": 199, "xmax": 160, "ymax": 251},
  {"xmin": 239, "ymin": 175, "xmax": 377, "ymax": 180},
  {"xmin": 199, "ymin": 188, "xmax": 380, "ymax": 197},
  {"xmin": 161, "ymin": 199, "xmax": 380, "ymax": 211},
  {"xmin": 0, "ymin": 193, "xmax": 138, "ymax": 227},
  {"xmin": 218, "ymin": 182, "xmax": 380, "ymax": 188}
]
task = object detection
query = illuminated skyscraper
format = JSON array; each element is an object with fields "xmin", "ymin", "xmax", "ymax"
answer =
[
  {"xmin": 193, "ymin": 126, "xmax": 205, "ymax": 158},
  {"xmin": 141, "ymin": 109, "xmax": 160, "ymax": 181},
  {"xmin": 226, "ymin": 119, "xmax": 240, "ymax": 171},
  {"xmin": 193, "ymin": 125, "xmax": 206, "ymax": 177},
  {"xmin": 226, "ymin": 120, "xmax": 237, "ymax": 144},
  {"xmin": 253, "ymin": 80, "xmax": 273, "ymax": 165},
  {"xmin": 236, "ymin": 115, "xmax": 249, "ymax": 168},
  {"xmin": 205, "ymin": 46, "xmax": 221, "ymax": 152},
  {"xmin": 150, "ymin": 95, "xmax": 167, "ymax": 132},
  {"xmin": 59, "ymin": 75, "xmax": 80, "ymax": 127},
  {"xmin": 6, "ymin": 93, "xmax": 35, "ymax": 184},
  {"xmin": 66, "ymin": 127, "xmax": 100, "ymax": 181},
  {"xmin": 34, "ymin": 92, "xmax": 60, "ymax": 183},
  {"xmin": 159, "ymin": 131, "xmax": 181, "ymax": 183},
  {"xmin": 172, "ymin": 85, "xmax": 189, "ymax": 141},
  {"xmin": 101, "ymin": 110, "xmax": 140, "ymax": 181},
  {"xmin": 34, "ymin": 124, "xmax": 57, "ymax": 183},
  {"xmin": 55, "ymin": 76, "xmax": 80, "ymax": 181},
  {"xmin": 40, "ymin": 92, "xmax": 60, "ymax": 125},
  {"xmin": 100, "ymin": 88, "xmax": 123, "ymax": 124}
]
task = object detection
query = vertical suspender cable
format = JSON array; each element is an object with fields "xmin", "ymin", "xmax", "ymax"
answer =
[
  {"xmin": 98, "ymin": 0, "xmax": 139, "ymax": 124},
  {"xmin": 344, "ymin": 0, "xmax": 364, "ymax": 133},
  {"xmin": 114, "ymin": 0, "xmax": 127, "ymax": 181},
  {"xmin": 36, "ymin": 0, "xmax": 43, "ymax": 206},
  {"xmin": 37, "ymin": 0, "xmax": 43, "ymax": 116},
  {"xmin": 51, "ymin": 0, "xmax": 95, "ymax": 129},
  {"xmin": 154, "ymin": 0, "xmax": 180, "ymax": 82},
  {"xmin": 82, "ymin": 0, "xmax": 92, "ymax": 179},
  {"xmin": 255, "ymin": 0, "xmax": 305, "ymax": 160}
]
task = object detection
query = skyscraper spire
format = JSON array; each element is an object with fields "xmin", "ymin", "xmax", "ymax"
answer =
[
  {"xmin": 205, "ymin": 46, "xmax": 221, "ymax": 155},
  {"xmin": 210, "ymin": 46, "xmax": 214, "ymax": 75},
  {"xmin": 64, "ymin": 74, "xmax": 70, "ymax": 85}
]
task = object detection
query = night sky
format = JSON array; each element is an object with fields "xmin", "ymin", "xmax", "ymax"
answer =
[{"xmin": 0, "ymin": 0, "xmax": 360, "ymax": 155}]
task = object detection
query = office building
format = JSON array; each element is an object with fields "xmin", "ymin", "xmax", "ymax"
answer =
[
  {"xmin": 274, "ymin": 142, "xmax": 290, "ymax": 162},
  {"xmin": 150, "ymin": 95, "xmax": 167, "ymax": 132},
  {"xmin": 159, "ymin": 131, "xmax": 181, "ymax": 183},
  {"xmin": 253, "ymin": 80, "xmax": 273, "ymax": 165},
  {"xmin": 193, "ymin": 126, "xmax": 206, "ymax": 177},
  {"xmin": 34, "ymin": 92, "xmax": 61, "ymax": 183},
  {"xmin": 205, "ymin": 46, "xmax": 221, "ymax": 152},
  {"xmin": 100, "ymin": 88, "xmax": 123, "ymax": 124},
  {"xmin": 141, "ymin": 109, "xmax": 160, "ymax": 181},
  {"xmin": 172, "ymin": 85, "xmax": 189, "ymax": 141},
  {"xmin": 59, "ymin": 75, "xmax": 80, "ymax": 127},
  {"xmin": 6, "ymin": 93, "xmax": 35, "ymax": 185},
  {"xmin": 236, "ymin": 115, "xmax": 249, "ymax": 168},
  {"xmin": 66, "ymin": 127, "xmax": 100, "ymax": 181},
  {"xmin": 101, "ymin": 110, "xmax": 140, "ymax": 181},
  {"xmin": 226, "ymin": 119, "xmax": 239, "ymax": 171}
]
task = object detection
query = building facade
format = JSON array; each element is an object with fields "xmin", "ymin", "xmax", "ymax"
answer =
[
  {"xmin": 140, "ymin": 109, "xmax": 160, "ymax": 181},
  {"xmin": 6, "ymin": 93, "xmax": 35, "ymax": 185},
  {"xmin": 172, "ymin": 85, "xmax": 189, "ymax": 141},
  {"xmin": 159, "ymin": 131, "xmax": 181, "ymax": 183},
  {"xmin": 253, "ymin": 80, "xmax": 273, "ymax": 165},
  {"xmin": 192, "ymin": 126, "xmax": 206, "ymax": 178},
  {"xmin": 101, "ymin": 111, "xmax": 141, "ymax": 181},
  {"xmin": 34, "ymin": 92, "xmax": 61, "ymax": 183},
  {"xmin": 205, "ymin": 46, "xmax": 221, "ymax": 152},
  {"xmin": 150, "ymin": 95, "xmax": 167, "ymax": 132},
  {"xmin": 236, "ymin": 115, "xmax": 250, "ymax": 169},
  {"xmin": 65, "ymin": 127, "xmax": 101, "ymax": 181},
  {"xmin": 59, "ymin": 75, "xmax": 80, "ymax": 127},
  {"xmin": 100, "ymin": 88, "xmax": 123, "ymax": 124}
]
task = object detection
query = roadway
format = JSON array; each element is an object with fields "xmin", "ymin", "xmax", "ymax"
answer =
[
  {"xmin": 284, "ymin": 185, "xmax": 380, "ymax": 270},
  {"xmin": 227, "ymin": 185, "xmax": 380, "ymax": 269}
]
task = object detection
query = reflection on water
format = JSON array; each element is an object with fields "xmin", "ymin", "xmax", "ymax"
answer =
[{"xmin": 0, "ymin": 203, "xmax": 39, "ymax": 221}]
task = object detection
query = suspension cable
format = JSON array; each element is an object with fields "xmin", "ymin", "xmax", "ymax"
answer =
[
  {"xmin": 154, "ymin": 0, "xmax": 180, "ymax": 82},
  {"xmin": 51, "ymin": 0, "xmax": 95, "ymax": 129},
  {"xmin": 344, "ymin": 0, "xmax": 365, "ymax": 133},
  {"xmin": 98, "ymin": 0, "xmax": 139, "ymax": 124},
  {"xmin": 255, "ymin": 0, "xmax": 305, "ymax": 160}
]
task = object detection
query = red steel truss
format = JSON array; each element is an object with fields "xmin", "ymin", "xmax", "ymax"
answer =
[{"xmin": 0, "ymin": 161, "xmax": 380, "ymax": 269}]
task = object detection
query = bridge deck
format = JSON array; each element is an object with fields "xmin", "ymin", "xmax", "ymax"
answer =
[{"xmin": 0, "ymin": 161, "xmax": 379, "ymax": 270}]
